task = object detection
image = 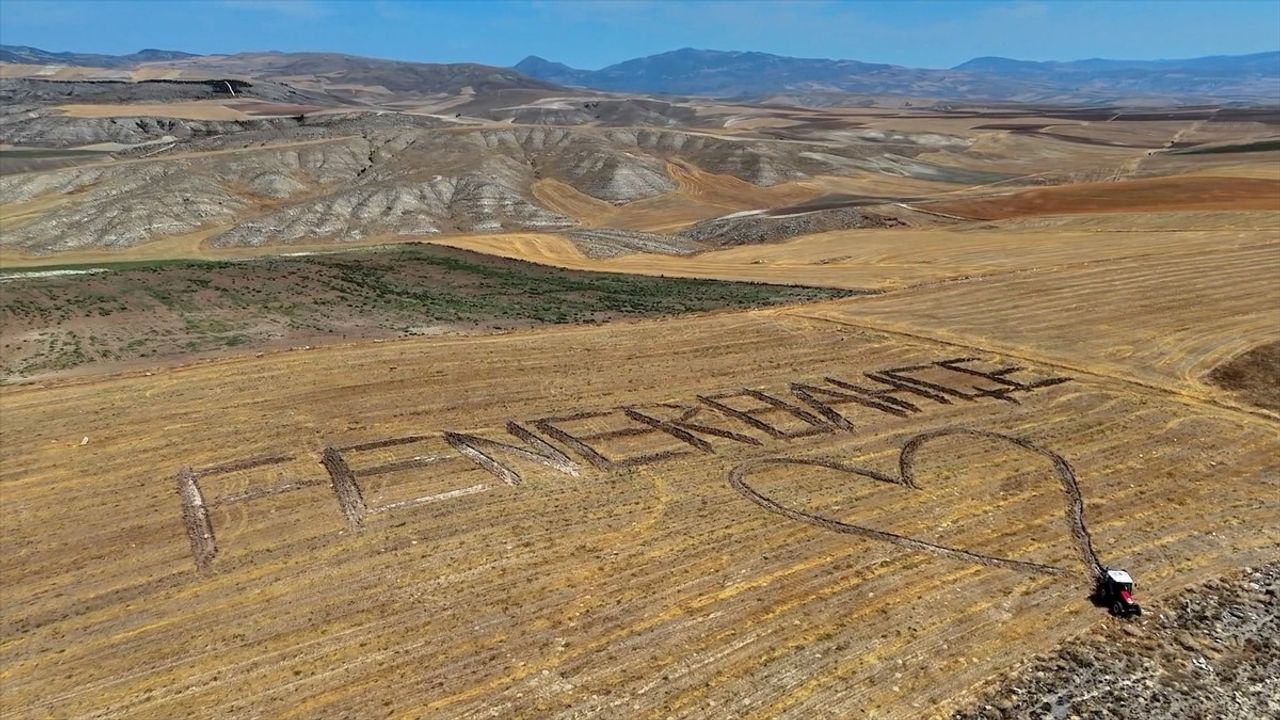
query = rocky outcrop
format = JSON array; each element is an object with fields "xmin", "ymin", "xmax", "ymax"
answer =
[
  {"xmin": 952, "ymin": 565, "xmax": 1280, "ymax": 720},
  {"xmin": 683, "ymin": 207, "xmax": 906, "ymax": 248}
]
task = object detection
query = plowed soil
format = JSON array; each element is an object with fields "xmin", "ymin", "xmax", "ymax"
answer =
[
  {"xmin": 1206, "ymin": 340, "xmax": 1280, "ymax": 412},
  {"xmin": 926, "ymin": 176, "xmax": 1280, "ymax": 219},
  {"xmin": 952, "ymin": 564, "xmax": 1279, "ymax": 719}
]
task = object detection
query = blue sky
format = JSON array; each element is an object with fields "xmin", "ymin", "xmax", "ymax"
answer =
[{"xmin": 2, "ymin": 0, "xmax": 1277, "ymax": 69}]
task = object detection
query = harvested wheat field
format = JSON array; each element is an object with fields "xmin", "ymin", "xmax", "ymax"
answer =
[
  {"xmin": 53, "ymin": 101, "xmax": 255, "ymax": 121},
  {"xmin": 432, "ymin": 221, "xmax": 1271, "ymax": 291},
  {"xmin": 3, "ymin": 217, "xmax": 1277, "ymax": 718}
]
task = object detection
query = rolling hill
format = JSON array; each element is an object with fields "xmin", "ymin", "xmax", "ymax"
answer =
[
  {"xmin": 0, "ymin": 45, "xmax": 563, "ymax": 97},
  {"xmin": 0, "ymin": 45, "xmax": 198, "ymax": 67},
  {"xmin": 156, "ymin": 51, "xmax": 564, "ymax": 94}
]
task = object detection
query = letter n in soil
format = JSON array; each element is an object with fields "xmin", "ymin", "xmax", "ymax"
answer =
[{"xmin": 444, "ymin": 421, "xmax": 581, "ymax": 486}]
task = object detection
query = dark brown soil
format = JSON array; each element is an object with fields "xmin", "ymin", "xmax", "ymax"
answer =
[
  {"xmin": 1206, "ymin": 341, "xmax": 1280, "ymax": 413},
  {"xmin": 927, "ymin": 176, "xmax": 1280, "ymax": 220},
  {"xmin": 970, "ymin": 124, "xmax": 1165, "ymax": 148},
  {"xmin": 1171, "ymin": 138, "xmax": 1280, "ymax": 155}
]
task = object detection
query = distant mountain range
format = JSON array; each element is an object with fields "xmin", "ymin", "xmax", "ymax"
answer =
[
  {"xmin": 515, "ymin": 49, "xmax": 909, "ymax": 96},
  {"xmin": 0, "ymin": 45, "xmax": 559, "ymax": 95},
  {"xmin": 0, "ymin": 45, "xmax": 198, "ymax": 67},
  {"xmin": 2, "ymin": 44, "xmax": 1277, "ymax": 103},
  {"xmin": 150, "ymin": 51, "xmax": 562, "ymax": 94},
  {"xmin": 515, "ymin": 47, "xmax": 1280, "ymax": 103},
  {"xmin": 954, "ymin": 53, "xmax": 1280, "ymax": 75}
]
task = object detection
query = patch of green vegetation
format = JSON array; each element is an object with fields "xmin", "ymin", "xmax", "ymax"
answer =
[{"xmin": 1, "ymin": 243, "xmax": 865, "ymax": 379}]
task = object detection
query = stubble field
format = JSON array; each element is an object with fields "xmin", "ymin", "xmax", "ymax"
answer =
[{"xmin": 4, "ymin": 206, "xmax": 1278, "ymax": 718}]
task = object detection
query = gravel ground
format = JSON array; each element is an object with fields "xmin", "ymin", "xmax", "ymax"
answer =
[
  {"xmin": 951, "ymin": 564, "xmax": 1279, "ymax": 720},
  {"xmin": 682, "ymin": 206, "xmax": 906, "ymax": 248}
]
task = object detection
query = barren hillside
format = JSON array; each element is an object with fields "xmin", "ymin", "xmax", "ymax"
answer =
[{"xmin": 8, "ymin": 88, "xmax": 1277, "ymax": 259}]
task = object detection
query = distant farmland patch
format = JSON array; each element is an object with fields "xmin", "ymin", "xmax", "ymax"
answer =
[
  {"xmin": 1171, "ymin": 138, "xmax": 1280, "ymax": 155},
  {"xmin": 925, "ymin": 176, "xmax": 1280, "ymax": 219},
  {"xmin": 1206, "ymin": 340, "xmax": 1280, "ymax": 412}
]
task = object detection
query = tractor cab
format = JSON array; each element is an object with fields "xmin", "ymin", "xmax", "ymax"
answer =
[{"xmin": 1095, "ymin": 568, "xmax": 1142, "ymax": 617}]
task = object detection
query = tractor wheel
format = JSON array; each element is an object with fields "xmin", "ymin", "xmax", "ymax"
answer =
[
  {"xmin": 1133, "ymin": 605, "xmax": 1143, "ymax": 617},
  {"xmin": 1111, "ymin": 601, "xmax": 1125, "ymax": 616}
]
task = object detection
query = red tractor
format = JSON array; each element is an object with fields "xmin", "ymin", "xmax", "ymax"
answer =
[{"xmin": 1094, "ymin": 568, "xmax": 1142, "ymax": 618}]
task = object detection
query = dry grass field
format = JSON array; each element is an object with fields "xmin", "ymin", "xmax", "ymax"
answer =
[
  {"xmin": 530, "ymin": 174, "xmax": 821, "ymax": 233},
  {"xmin": 2, "ymin": 96, "xmax": 1278, "ymax": 718},
  {"xmin": 4, "ymin": 217, "xmax": 1278, "ymax": 720},
  {"xmin": 53, "ymin": 101, "xmax": 256, "ymax": 121},
  {"xmin": 430, "ymin": 218, "xmax": 1273, "ymax": 291}
]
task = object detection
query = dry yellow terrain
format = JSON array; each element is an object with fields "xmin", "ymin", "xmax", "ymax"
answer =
[
  {"xmin": 531, "ymin": 164, "xmax": 824, "ymax": 233},
  {"xmin": 54, "ymin": 101, "xmax": 255, "ymax": 121},
  {"xmin": 430, "ymin": 222, "xmax": 1271, "ymax": 291},
  {"xmin": 3, "ymin": 213, "xmax": 1278, "ymax": 719},
  {"xmin": 0, "ymin": 64, "xmax": 132, "ymax": 80},
  {"xmin": 785, "ymin": 243, "xmax": 1280, "ymax": 402},
  {"xmin": 1147, "ymin": 153, "xmax": 1280, "ymax": 180}
]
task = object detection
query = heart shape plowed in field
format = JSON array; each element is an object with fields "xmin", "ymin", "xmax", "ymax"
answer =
[{"xmin": 729, "ymin": 428, "xmax": 1101, "ymax": 581}]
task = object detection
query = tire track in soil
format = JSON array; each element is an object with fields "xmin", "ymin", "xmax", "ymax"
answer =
[
  {"xmin": 729, "ymin": 428, "xmax": 1104, "ymax": 582},
  {"xmin": 902, "ymin": 429, "xmax": 1102, "ymax": 576}
]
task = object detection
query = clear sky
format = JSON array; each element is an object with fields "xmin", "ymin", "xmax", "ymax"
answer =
[{"xmin": 2, "ymin": 0, "xmax": 1278, "ymax": 70}]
